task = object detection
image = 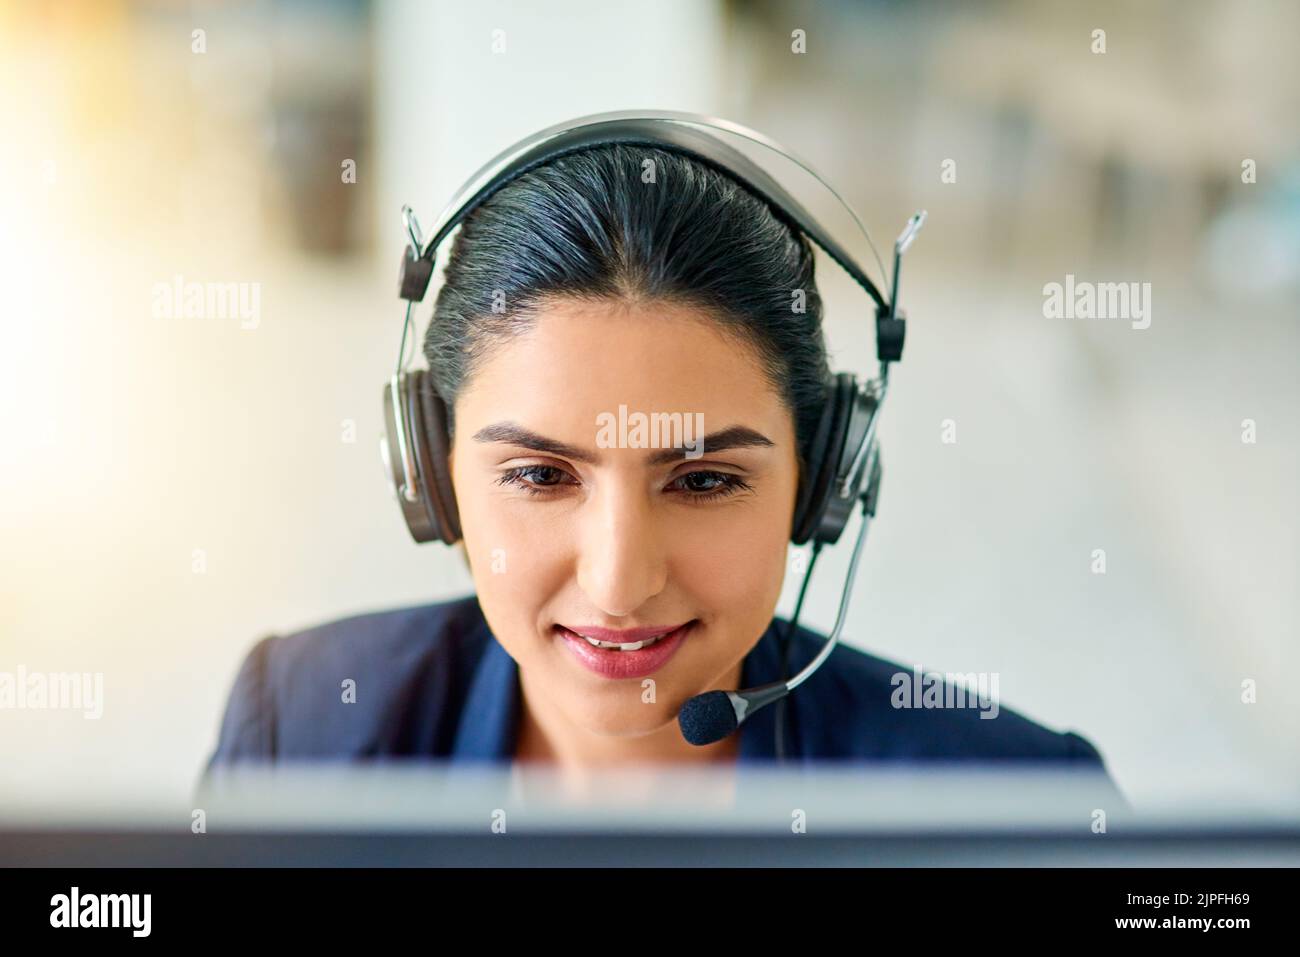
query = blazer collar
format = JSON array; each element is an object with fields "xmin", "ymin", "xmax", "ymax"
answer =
[{"xmin": 450, "ymin": 616, "xmax": 793, "ymax": 764}]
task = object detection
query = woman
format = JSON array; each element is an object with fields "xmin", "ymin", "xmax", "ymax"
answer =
[{"xmin": 206, "ymin": 134, "xmax": 1118, "ymax": 791}]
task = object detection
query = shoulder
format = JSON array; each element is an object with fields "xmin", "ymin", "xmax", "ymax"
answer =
[
  {"xmin": 205, "ymin": 594, "xmax": 490, "ymax": 766},
  {"xmin": 785, "ymin": 624, "xmax": 1111, "ymax": 767},
  {"xmin": 256, "ymin": 595, "xmax": 487, "ymax": 700}
]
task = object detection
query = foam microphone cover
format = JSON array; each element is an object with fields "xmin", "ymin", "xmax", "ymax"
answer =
[{"xmin": 678, "ymin": 691, "xmax": 738, "ymax": 746}]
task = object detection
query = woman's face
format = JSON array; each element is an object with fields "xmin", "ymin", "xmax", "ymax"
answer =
[{"xmin": 449, "ymin": 296, "xmax": 800, "ymax": 761}]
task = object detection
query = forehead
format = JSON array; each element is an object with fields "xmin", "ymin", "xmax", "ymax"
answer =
[{"xmin": 456, "ymin": 298, "xmax": 788, "ymax": 427}]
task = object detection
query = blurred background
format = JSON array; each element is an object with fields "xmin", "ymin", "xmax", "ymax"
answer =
[{"xmin": 1, "ymin": 0, "xmax": 1296, "ymax": 811}]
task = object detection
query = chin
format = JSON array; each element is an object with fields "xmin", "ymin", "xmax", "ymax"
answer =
[{"xmin": 570, "ymin": 700, "xmax": 676, "ymax": 738}]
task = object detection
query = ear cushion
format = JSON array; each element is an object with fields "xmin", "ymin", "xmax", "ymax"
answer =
[
  {"xmin": 397, "ymin": 372, "xmax": 441, "ymax": 543},
  {"xmin": 791, "ymin": 373, "xmax": 855, "ymax": 545},
  {"xmin": 412, "ymin": 371, "xmax": 462, "ymax": 545},
  {"xmin": 791, "ymin": 382, "xmax": 836, "ymax": 543}
]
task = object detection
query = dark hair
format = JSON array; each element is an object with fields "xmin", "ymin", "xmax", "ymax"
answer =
[{"xmin": 423, "ymin": 143, "xmax": 832, "ymax": 481}]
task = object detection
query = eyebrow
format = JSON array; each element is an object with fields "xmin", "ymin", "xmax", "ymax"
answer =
[{"xmin": 472, "ymin": 422, "xmax": 775, "ymax": 465}]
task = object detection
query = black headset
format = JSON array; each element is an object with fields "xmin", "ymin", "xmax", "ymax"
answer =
[{"xmin": 381, "ymin": 110, "xmax": 921, "ymax": 552}]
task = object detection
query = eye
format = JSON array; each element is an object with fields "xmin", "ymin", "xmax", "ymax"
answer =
[
  {"xmin": 496, "ymin": 465, "xmax": 575, "ymax": 497},
  {"xmin": 668, "ymin": 470, "xmax": 753, "ymax": 502},
  {"xmin": 495, "ymin": 465, "xmax": 753, "ymax": 503}
]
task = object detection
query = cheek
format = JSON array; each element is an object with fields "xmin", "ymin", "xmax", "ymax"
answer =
[
  {"xmin": 455, "ymin": 489, "xmax": 571, "ymax": 587},
  {"xmin": 450, "ymin": 456, "xmax": 563, "ymax": 600},
  {"xmin": 689, "ymin": 460, "xmax": 798, "ymax": 594},
  {"xmin": 659, "ymin": 517, "xmax": 792, "ymax": 685},
  {"xmin": 451, "ymin": 476, "xmax": 555, "ymax": 667},
  {"xmin": 678, "ymin": 514, "xmax": 789, "ymax": 608}
]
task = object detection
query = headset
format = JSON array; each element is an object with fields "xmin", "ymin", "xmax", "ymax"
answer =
[{"xmin": 380, "ymin": 109, "xmax": 925, "ymax": 760}]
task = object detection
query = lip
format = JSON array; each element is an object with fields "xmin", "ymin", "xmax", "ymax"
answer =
[{"xmin": 555, "ymin": 620, "xmax": 695, "ymax": 680}]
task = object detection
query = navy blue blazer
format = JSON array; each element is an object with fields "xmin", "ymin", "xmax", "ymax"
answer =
[{"xmin": 205, "ymin": 594, "xmax": 1122, "ymax": 793}]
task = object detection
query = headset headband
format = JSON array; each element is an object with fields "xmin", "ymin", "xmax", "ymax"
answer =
[{"xmin": 398, "ymin": 110, "xmax": 891, "ymax": 317}]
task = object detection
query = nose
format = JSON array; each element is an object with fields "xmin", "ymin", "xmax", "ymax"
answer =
[{"xmin": 575, "ymin": 480, "xmax": 668, "ymax": 617}]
